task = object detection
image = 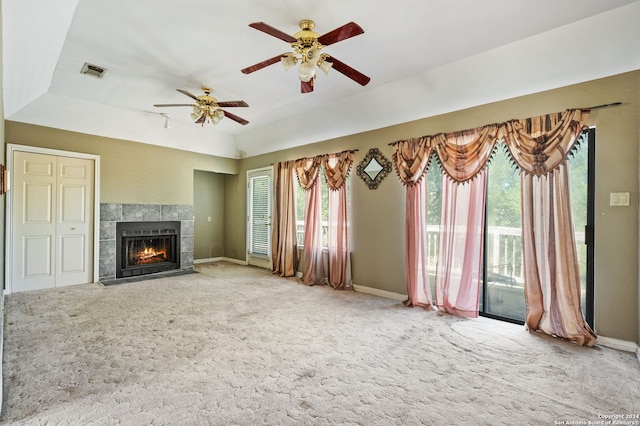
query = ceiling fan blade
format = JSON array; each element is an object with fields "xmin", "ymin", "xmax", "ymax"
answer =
[
  {"xmin": 317, "ymin": 22, "xmax": 364, "ymax": 46},
  {"xmin": 326, "ymin": 56, "xmax": 371, "ymax": 86},
  {"xmin": 223, "ymin": 110, "xmax": 249, "ymax": 125},
  {"xmin": 301, "ymin": 80, "xmax": 314, "ymax": 94},
  {"xmin": 249, "ymin": 22, "xmax": 297, "ymax": 43},
  {"xmin": 176, "ymin": 89, "xmax": 199, "ymax": 101},
  {"xmin": 195, "ymin": 114, "xmax": 207, "ymax": 125},
  {"xmin": 216, "ymin": 101, "xmax": 249, "ymax": 108},
  {"xmin": 241, "ymin": 54, "xmax": 285, "ymax": 74},
  {"xmin": 153, "ymin": 103, "xmax": 194, "ymax": 107}
]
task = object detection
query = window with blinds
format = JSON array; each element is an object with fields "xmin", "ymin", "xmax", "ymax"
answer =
[{"xmin": 247, "ymin": 168, "xmax": 272, "ymax": 258}]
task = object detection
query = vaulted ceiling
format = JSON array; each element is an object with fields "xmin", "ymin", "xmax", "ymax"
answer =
[{"xmin": 4, "ymin": 0, "xmax": 640, "ymax": 158}]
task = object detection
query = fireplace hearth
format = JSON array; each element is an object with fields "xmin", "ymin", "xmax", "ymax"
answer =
[{"xmin": 116, "ymin": 221, "xmax": 181, "ymax": 278}]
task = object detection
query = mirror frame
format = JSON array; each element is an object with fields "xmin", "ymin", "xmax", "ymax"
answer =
[{"xmin": 356, "ymin": 148, "xmax": 392, "ymax": 189}]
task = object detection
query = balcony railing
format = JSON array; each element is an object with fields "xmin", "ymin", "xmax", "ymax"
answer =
[
  {"xmin": 296, "ymin": 220, "xmax": 329, "ymax": 247},
  {"xmin": 297, "ymin": 221, "xmax": 585, "ymax": 285},
  {"xmin": 426, "ymin": 225, "xmax": 585, "ymax": 284}
]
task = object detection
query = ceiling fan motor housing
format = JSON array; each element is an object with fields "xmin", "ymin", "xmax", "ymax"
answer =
[
  {"xmin": 292, "ymin": 19, "xmax": 323, "ymax": 62},
  {"xmin": 198, "ymin": 87, "xmax": 218, "ymax": 105}
]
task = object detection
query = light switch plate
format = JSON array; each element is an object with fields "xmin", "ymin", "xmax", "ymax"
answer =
[{"xmin": 610, "ymin": 192, "xmax": 630, "ymax": 206}]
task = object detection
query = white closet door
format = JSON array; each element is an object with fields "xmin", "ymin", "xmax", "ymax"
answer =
[
  {"xmin": 12, "ymin": 151, "xmax": 94, "ymax": 292},
  {"xmin": 56, "ymin": 155, "xmax": 94, "ymax": 287}
]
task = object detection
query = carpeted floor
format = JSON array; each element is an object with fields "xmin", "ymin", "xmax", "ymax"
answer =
[{"xmin": 1, "ymin": 261, "xmax": 639, "ymax": 425}]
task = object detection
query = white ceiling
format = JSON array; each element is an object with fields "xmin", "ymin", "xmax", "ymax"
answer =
[{"xmin": 3, "ymin": 0, "xmax": 640, "ymax": 158}]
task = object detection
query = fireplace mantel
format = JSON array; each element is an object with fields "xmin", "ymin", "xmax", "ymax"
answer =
[{"xmin": 99, "ymin": 204, "xmax": 194, "ymax": 282}]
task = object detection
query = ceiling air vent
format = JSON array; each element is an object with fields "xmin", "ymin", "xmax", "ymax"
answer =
[{"xmin": 80, "ymin": 62, "xmax": 107, "ymax": 79}]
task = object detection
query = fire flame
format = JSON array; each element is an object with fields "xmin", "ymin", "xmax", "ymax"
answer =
[
  {"xmin": 132, "ymin": 246, "xmax": 167, "ymax": 264},
  {"xmin": 141, "ymin": 247, "xmax": 158, "ymax": 259}
]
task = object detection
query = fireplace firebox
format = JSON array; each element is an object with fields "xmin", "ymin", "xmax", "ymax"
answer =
[{"xmin": 116, "ymin": 221, "xmax": 181, "ymax": 278}]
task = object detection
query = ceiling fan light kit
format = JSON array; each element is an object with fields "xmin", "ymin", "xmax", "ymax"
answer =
[
  {"xmin": 298, "ymin": 61, "xmax": 316, "ymax": 82},
  {"xmin": 317, "ymin": 54, "xmax": 333, "ymax": 75},
  {"xmin": 281, "ymin": 53, "xmax": 298, "ymax": 71}
]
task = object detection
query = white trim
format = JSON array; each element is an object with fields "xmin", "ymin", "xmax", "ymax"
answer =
[
  {"xmin": 246, "ymin": 254, "xmax": 271, "ymax": 270},
  {"xmin": 5, "ymin": 144, "xmax": 101, "ymax": 294},
  {"xmin": 353, "ymin": 284, "xmax": 406, "ymax": 302},
  {"xmin": 596, "ymin": 336, "xmax": 639, "ymax": 353},
  {"xmin": 194, "ymin": 257, "xmax": 248, "ymax": 266},
  {"xmin": 194, "ymin": 257, "xmax": 224, "ymax": 264},
  {"xmin": 224, "ymin": 257, "xmax": 249, "ymax": 266}
]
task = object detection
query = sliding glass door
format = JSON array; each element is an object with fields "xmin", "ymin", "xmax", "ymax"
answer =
[
  {"xmin": 427, "ymin": 130, "xmax": 594, "ymax": 327},
  {"xmin": 569, "ymin": 129, "xmax": 595, "ymax": 328},
  {"xmin": 480, "ymin": 130, "xmax": 594, "ymax": 326},
  {"xmin": 481, "ymin": 147, "xmax": 524, "ymax": 322}
]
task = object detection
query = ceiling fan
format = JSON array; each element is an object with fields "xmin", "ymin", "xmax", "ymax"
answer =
[
  {"xmin": 153, "ymin": 87, "xmax": 249, "ymax": 125},
  {"xmin": 241, "ymin": 19, "xmax": 371, "ymax": 93}
]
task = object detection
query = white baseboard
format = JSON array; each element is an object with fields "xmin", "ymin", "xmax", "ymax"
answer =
[
  {"xmin": 352, "ymin": 284, "xmax": 406, "ymax": 301},
  {"xmin": 194, "ymin": 257, "xmax": 248, "ymax": 266},
  {"xmin": 194, "ymin": 257, "xmax": 224, "ymax": 264},
  {"xmin": 596, "ymin": 335, "xmax": 639, "ymax": 353}
]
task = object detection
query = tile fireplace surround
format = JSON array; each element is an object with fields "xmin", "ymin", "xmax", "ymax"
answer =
[{"xmin": 99, "ymin": 203, "xmax": 194, "ymax": 282}]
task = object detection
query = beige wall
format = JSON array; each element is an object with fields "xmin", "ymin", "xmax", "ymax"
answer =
[
  {"xmin": 193, "ymin": 170, "xmax": 225, "ymax": 259},
  {"xmin": 4, "ymin": 124, "xmax": 238, "ymax": 205},
  {"xmin": 227, "ymin": 71, "xmax": 640, "ymax": 343}
]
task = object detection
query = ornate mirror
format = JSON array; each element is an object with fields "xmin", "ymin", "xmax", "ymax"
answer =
[{"xmin": 356, "ymin": 148, "xmax": 392, "ymax": 189}]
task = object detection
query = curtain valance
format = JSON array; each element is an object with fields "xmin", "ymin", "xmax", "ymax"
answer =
[
  {"xmin": 391, "ymin": 109, "xmax": 590, "ymax": 183},
  {"xmin": 391, "ymin": 137, "xmax": 432, "ymax": 186},
  {"xmin": 323, "ymin": 151, "xmax": 354, "ymax": 191},
  {"xmin": 295, "ymin": 150, "xmax": 355, "ymax": 191},
  {"xmin": 294, "ymin": 157, "xmax": 322, "ymax": 190},
  {"xmin": 435, "ymin": 125, "xmax": 499, "ymax": 183},
  {"xmin": 500, "ymin": 109, "xmax": 590, "ymax": 176}
]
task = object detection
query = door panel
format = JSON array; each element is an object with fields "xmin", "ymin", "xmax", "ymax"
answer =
[
  {"xmin": 24, "ymin": 157, "xmax": 54, "ymax": 177},
  {"xmin": 23, "ymin": 236, "xmax": 52, "ymax": 277},
  {"xmin": 60, "ymin": 185, "xmax": 86, "ymax": 223},
  {"xmin": 60, "ymin": 162, "xmax": 87, "ymax": 179},
  {"xmin": 24, "ymin": 183, "xmax": 53, "ymax": 223},
  {"xmin": 60, "ymin": 235, "xmax": 86, "ymax": 273}
]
